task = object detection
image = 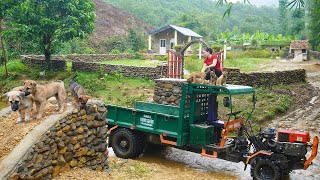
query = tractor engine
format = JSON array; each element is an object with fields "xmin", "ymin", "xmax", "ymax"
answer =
[{"xmin": 259, "ymin": 128, "xmax": 310, "ymax": 169}]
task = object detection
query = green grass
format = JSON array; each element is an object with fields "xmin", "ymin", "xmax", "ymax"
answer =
[
  {"xmin": 216, "ymin": 86, "xmax": 293, "ymax": 129},
  {"xmin": 184, "ymin": 56, "xmax": 277, "ymax": 73},
  {"xmin": 99, "ymin": 59, "xmax": 166, "ymax": 67},
  {"xmin": 224, "ymin": 58, "xmax": 275, "ymax": 72},
  {"xmin": 74, "ymin": 71, "xmax": 154, "ymax": 107}
]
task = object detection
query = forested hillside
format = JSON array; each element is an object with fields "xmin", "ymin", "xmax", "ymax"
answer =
[{"xmin": 102, "ymin": 0, "xmax": 305, "ymax": 40}]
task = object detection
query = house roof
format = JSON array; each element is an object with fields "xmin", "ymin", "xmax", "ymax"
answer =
[
  {"xmin": 290, "ymin": 40, "xmax": 309, "ymax": 49},
  {"xmin": 148, "ymin": 24, "xmax": 202, "ymax": 38}
]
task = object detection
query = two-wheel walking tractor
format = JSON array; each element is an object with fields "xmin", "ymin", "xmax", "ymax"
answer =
[{"xmin": 105, "ymin": 83, "xmax": 318, "ymax": 179}]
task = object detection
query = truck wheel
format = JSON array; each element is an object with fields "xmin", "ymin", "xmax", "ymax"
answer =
[
  {"xmin": 111, "ymin": 128, "xmax": 144, "ymax": 159},
  {"xmin": 251, "ymin": 157, "xmax": 281, "ymax": 180}
]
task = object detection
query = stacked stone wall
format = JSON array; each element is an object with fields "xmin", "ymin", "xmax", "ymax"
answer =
[
  {"xmin": 21, "ymin": 54, "xmax": 161, "ymax": 62},
  {"xmin": 11, "ymin": 103, "xmax": 108, "ymax": 179},
  {"xmin": 21, "ymin": 56, "xmax": 66, "ymax": 71},
  {"xmin": 310, "ymin": 51, "xmax": 320, "ymax": 60},
  {"xmin": 72, "ymin": 61, "xmax": 167, "ymax": 79}
]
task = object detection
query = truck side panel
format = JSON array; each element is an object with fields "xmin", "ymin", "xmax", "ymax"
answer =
[{"xmin": 106, "ymin": 104, "xmax": 181, "ymax": 142}]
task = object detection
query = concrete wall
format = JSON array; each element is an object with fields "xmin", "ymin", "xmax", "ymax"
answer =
[{"xmin": 10, "ymin": 103, "xmax": 108, "ymax": 179}]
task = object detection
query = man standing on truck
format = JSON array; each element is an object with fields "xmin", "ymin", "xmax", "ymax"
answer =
[{"xmin": 201, "ymin": 47, "xmax": 222, "ymax": 80}]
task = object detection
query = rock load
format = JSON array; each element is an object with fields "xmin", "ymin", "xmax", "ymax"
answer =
[{"xmin": 11, "ymin": 103, "xmax": 108, "ymax": 179}]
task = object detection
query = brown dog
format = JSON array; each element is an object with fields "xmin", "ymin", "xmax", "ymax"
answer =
[
  {"xmin": 210, "ymin": 71, "xmax": 217, "ymax": 85},
  {"xmin": 23, "ymin": 80, "xmax": 66, "ymax": 119},
  {"xmin": 68, "ymin": 75, "xmax": 89, "ymax": 108},
  {"xmin": 216, "ymin": 71, "xmax": 228, "ymax": 86},
  {"xmin": 187, "ymin": 72, "xmax": 206, "ymax": 83},
  {"xmin": 4, "ymin": 86, "xmax": 34, "ymax": 123}
]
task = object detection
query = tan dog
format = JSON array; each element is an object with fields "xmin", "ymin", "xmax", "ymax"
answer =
[
  {"xmin": 23, "ymin": 80, "xmax": 66, "ymax": 119},
  {"xmin": 210, "ymin": 71, "xmax": 217, "ymax": 85},
  {"xmin": 4, "ymin": 86, "xmax": 34, "ymax": 123},
  {"xmin": 68, "ymin": 75, "xmax": 89, "ymax": 108},
  {"xmin": 193, "ymin": 78, "xmax": 210, "ymax": 84},
  {"xmin": 216, "ymin": 71, "xmax": 228, "ymax": 86},
  {"xmin": 187, "ymin": 72, "xmax": 206, "ymax": 83}
]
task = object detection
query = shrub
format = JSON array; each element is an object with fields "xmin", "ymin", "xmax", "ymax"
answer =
[
  {"xmin": 133, "ymin": 52, "xmax": 143, "ymax": 59},
  {"xmin": 111, "ymin": 49, "xmax": 121, "ymax": 54},
  {"xmin": 226, "ymin": 50, "xmax": 275, "ymax": 59},
  {"xmin": 174, "ymin": 45, "xmax": 184, "ymax": 53},
  {"xmin": 211, "ymin": 44, "xmax": 223, "ymax": 52}
]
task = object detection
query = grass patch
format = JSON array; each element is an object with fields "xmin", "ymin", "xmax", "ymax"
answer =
[
  {"xmin": 99, "ymin": 59, "xmax": 166, "ymax": 67},
  {"xmin": 224, "ymin": 58, "xmax": 275, "ymax": 71},
  {"xmin": 216, "ymin": 85, "xmax": 294, "ymax": 131},
  {"xmin": 184, "ymin": 55, "xmax": 277, "ymax": 73}
]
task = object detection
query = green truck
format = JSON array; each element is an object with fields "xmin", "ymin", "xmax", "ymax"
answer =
[{"xmin": 106, "ymin": 83, "xmax": 318, "ymax": 179}]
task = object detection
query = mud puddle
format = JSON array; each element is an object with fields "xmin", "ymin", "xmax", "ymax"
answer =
[{"xmin": 110, "ymin": 147, "xmax": 249, "ymax": 180}]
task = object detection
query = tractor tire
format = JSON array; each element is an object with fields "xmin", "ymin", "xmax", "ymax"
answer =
[
  {"xmin": 251, "ymin": 157, "xmax": 282, "ymax": 180},
  {"xmin": 111, "ymin": 128, "xmax": 144, "ymax": 159}
]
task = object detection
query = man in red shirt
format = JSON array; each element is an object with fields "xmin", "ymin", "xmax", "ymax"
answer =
[{"xmin": 201, "ymin": 47, "xmax": 222, "ymax": 80}]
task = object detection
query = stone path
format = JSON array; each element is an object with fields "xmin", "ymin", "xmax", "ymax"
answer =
[
  {"xmin": 0, "ymin": 105, "xmax": 74, "ymax": 180},
  {"xmin": 0, "ymin": 107, "xmax": 11, "ymax": 119}
]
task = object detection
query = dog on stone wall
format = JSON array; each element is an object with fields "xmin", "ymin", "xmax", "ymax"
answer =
[
  {"xmin": 4, "ymin": 86, "xmax": 34, "ymax": 123},
  {"xmin": 23, "ymin": 80, "xmax": 66, "ymax": 119},
  {"xmin": 68, "ymin": 75, "xmax": 89, "ymax": 108},
  {"xmin": 187, "ymin": 72, "xmax": 206, "ymax": 83},
  {"xmin": 210, "ymin": 71, "xmax": 217, "ymax": 85},
  {"xmin": 215, "ymin": 71, "xmax": 228, "ymax": 86}
]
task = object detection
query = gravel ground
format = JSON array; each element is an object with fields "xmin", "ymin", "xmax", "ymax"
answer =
[{"xmin": 0, "ymin": 103, "xmax": 58, "ymax": 161}]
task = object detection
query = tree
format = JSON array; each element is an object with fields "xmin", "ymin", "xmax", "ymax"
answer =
[
  {"xmin": 278, "ymin": 0, "xmax": 289, "ymax": 35},
  {"xmin": 308, "ymin": 0, "xmax": 320, "ymax": 50},
  {"xmin": 128, "ymin": 29, "xmax": 145, "ymax": 52},
  {"xmin": 12, "ymin": 0, "xmax": 95, "ymax": 69},
  {"xmin": 290, "ymin": 8, "xmax": 305, "ymax": 36},
  {"xmin": 0, "ymin": 0, "xmax": 20, "ymax": 76}
]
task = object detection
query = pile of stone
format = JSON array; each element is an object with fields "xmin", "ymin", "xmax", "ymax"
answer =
[
  {"xmin": 11, "ymin": 103, "xmax": 108, "ymax": 179},
  {"xmin": 153, "ymin": 78, "xmax": 187, "ymax": 106}
]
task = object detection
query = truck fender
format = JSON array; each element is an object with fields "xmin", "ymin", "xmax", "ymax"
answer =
[{"xmin": 244, "ymin": 150, "xmax": 273, "ymax": 171}]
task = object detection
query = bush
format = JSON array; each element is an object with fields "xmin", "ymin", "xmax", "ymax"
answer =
[
  {"xmin": 211, "ymin": 44, "xmax": 223, "ymax": 52},
  {"xmin": 226, "ymin": 50, "xmax": 275, "ymax": 59},
  {"xmin": 174, "ymin": 45, "xmax": 184, "ymax": 53},
  {"xmin": 133, "ymin": 52, "xmax": 143, "ymax": 59},
  {"xmin": 111, "ymin": 49, "xmax": 121, "ymax": 54},
  {"xmin": 184, "ymin": 55, "xmax": 203, "ymax": 73}
]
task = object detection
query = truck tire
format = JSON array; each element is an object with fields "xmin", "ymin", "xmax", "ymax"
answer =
[
  {"xmin": 111, "ymin": 128, "xmax": 144, "ymax": 159},
  {"xmin": 251, "ymin": 157, "xmax": 281, "ymax": 180}
]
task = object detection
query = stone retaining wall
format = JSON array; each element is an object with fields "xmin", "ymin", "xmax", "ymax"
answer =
[
  {"xmin": 21, "ymin": 56, "xmax": 66, "ymax": 71},
  {"xmin": 10, "ymin": 103, "xmax": 108, "ymax": 179},
  {"xmin": 21, "ymin": 54, "xmax": 160, "ymax": 62},
  {"xmin": 72, "ymin": 61, "xmax": 167, "ymax": 79},
  {"xmin": 310, "ymin": 51, "xmax": 320, "ymax": 60},
  {"xmin": 153, "ymin": 78, "xmax": 187, "ymax": 106},
  {"xmin": 154, "ymin": 69, "xmax": 306, "ymax": 106},
  {"xmin": 225, "ymin": 68, "xmax": 306, "ymax": 87}
]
